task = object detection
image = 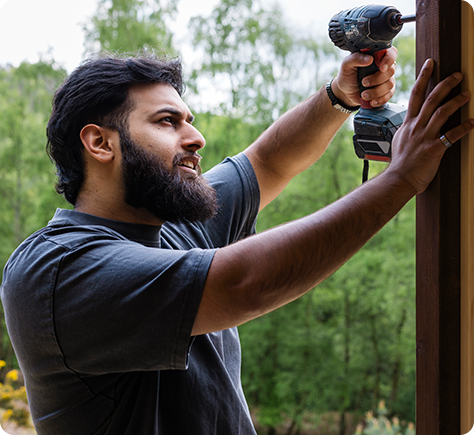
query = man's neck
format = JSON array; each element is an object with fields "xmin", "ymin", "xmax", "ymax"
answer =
[{"xmin": 74, "ymin": 197, "xmax": 164, "ymax": 227}]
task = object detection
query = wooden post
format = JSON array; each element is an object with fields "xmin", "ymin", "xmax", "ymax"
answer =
[
  {"xmin": 461, "ymin": 2, "xmax": 474, "ymax": 432},
  {"xmin": 415, "ymin": 0, "xmax": 462, "ymax": 433}
]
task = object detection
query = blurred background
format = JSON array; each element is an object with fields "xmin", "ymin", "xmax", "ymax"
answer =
[{"xmin": 0, "ymin": 0, "xmax": 417, "ymax": 434}]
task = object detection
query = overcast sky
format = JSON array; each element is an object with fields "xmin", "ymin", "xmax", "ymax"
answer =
[{"xmin": 0, "ymin": 0, "xmax": 422, "ymax": 72}]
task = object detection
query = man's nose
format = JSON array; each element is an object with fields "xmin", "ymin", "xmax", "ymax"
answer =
[{"xmin": 182, "ymin": 124, "xmax": 206, "ymax": 152}]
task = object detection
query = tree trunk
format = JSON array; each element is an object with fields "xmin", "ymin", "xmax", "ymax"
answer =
[{"xmin": 339, "ymin": 411, "xmax": 346, "ymax": 435}]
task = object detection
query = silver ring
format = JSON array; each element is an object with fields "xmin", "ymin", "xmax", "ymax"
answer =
[{"xmin": 440, "ymin": 134, "xmax": 452, "ymax": 148}]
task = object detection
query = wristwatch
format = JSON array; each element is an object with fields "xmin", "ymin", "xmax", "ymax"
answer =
[{"xmin": 326, "ymin": 79, "xmax": 360, "ymax": 114}]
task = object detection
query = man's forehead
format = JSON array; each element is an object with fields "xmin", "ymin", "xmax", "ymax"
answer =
[{"xmin": 128, "ymin": 82, "xmax": 191, "ymax": 117}]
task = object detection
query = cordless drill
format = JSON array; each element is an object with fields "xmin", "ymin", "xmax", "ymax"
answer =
[{"xmin": 328, "ymin": 5, "xmax": 416, "ymax": 163}]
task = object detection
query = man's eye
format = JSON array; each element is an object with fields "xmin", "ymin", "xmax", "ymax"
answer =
[{"xmin": 155, "ymin": 116, "xmax": 176, "ymax": 126}]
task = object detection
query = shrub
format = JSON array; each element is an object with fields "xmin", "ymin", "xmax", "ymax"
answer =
[
  {"xmin": 0, "ymin": 362, "xmax": 33, "ymax": 429},
  {"xmin": 355, "ymin": 400, "xmax": 415, "ymax": 435}
]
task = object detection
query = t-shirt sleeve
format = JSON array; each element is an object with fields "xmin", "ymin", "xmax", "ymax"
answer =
[
  {"xmin": 200, "ymin": 152, "xmax": 260, "ymax": 247},
  {"xmin": 53, "ymin": 235, "xmax": 216, "ymax": 374}
]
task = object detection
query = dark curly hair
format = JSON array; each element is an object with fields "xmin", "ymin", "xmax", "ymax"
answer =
[{"xmin": 46, "ymin": 51, "xmax": 185, "ymax": 205}]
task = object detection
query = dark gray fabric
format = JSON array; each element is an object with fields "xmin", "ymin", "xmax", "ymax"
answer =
[{"xmin": 1, "ymin": 153, "xmax": 260, "ymax": 435}]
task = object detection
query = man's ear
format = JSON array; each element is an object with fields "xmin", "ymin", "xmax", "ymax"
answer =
[{"xmin": 80, "ymin": 124, "xmax": 118, "ymax": 163}]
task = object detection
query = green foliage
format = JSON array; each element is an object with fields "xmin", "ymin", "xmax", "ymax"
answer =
[
  {"xmin": 188, "ymin": 0, "xmax": 341, "ymax": 125},
  {"xmin": 83, "ymin": 0, "xmax": 179, "ymax": 56},
  {"xmin": 354, "ymin": 401, "xmax": 415, "ymax": 435},
  {"xmin": 256, "ymin": 121, "xmax": 360, "ymax": 228},
  {"xmin": 392, "ymin": 32, "xmax": 416, "ymax": 102},
  {"xmin": 0, "ymin": 60, "xmax": 69, "ymax": 369},
  {"xmin": 193, "ymin": 112, "xmax": 265, "ymax": 172},
  {"xmin": 0, "ymin": 362, "xmax": 33, "ymax": 430},
  {"xmin": 0, "ymin": 60, "xmax": 68, "ymax": 262}
]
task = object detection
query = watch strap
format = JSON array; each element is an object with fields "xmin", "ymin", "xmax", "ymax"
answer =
[{"xmin": 326, "ymin": 79, "xmax": 360, "ymax": 114}]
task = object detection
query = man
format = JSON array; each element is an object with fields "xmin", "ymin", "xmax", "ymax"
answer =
[{"xmin": 1, "ymin": 48, "xmax": 473, "ymax": 435}]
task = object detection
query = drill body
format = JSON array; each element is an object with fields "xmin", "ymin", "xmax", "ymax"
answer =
[{"xmin": 329, "ymin": 4, "xmax": 412, "ymax": 162}]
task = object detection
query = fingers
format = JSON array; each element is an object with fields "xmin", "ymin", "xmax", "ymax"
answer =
[
  {"xmin": 406, "ymin": 59, "xmax": 467, "ymax": 130},
  {"xmin": 386, "ymin": 58, "xmax": 474, "ymax": 195},
  {"xmin": 420, "ymin": 73, "xmax": 465, "ymax": 127},
  {"xmin": 361, "ymin": 62, "xmax": 397, "ymax": 88},
  {"xmin": 403, "ymin": 57, "xmax": 468, "ymax": 132},
  {"xmin": 437, "ymin": 118, "xmax": 474, "ymax": 149},
  {"xmin": 406, "ymin": 59, "xmax": 435, "ymax": 118},
  {"xmin": 346, "ymin": 46, "xmax": 397, "ymax": 71},
  {"xmin": 361, "ymin": 76, "xmax": 396, "ymax": 107},
  {"xmin": 376, "ymin": 46, "xmax": 398, "ymax": 73},
  {"xmin": 360, "ymin": 47, "xmax": 397, "ymax": 107},
  {"xmin": 425, "ymin": 89, "xmax": 471, "ymax": 136},
  {"xmin": 405, "ymin": 62, "xmax": 473, "ymax": 154}
]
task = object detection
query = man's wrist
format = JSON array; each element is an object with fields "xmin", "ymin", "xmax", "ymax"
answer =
[{"xmin": 326, "ymin": 79, "xmax": 360, "ymax": 114}]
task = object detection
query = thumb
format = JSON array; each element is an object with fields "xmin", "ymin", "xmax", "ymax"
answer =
[{"xmin": 341, "ymin": 52, "xmax": 374, "ymax": 72}]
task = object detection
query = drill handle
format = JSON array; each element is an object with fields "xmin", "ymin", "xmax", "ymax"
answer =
[{"xmin": 358, "ymin": 49, "xmax": 387, "ymax": 109}]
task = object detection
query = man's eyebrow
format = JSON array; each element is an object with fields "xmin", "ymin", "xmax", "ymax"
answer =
[{"xmin": 153, "ymin": 107, "xmax": 195, "ymax": 123}]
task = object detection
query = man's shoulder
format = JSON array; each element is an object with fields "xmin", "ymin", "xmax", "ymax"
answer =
[
  {"xmin": 205, "ymin": 152, "xmax": 257, "ymax": 185},
  {"xmin": 41, "ymin": 222, "xmax": 126, "ymax": 250},
  {"xmin": 11, "ymin": 222, "xmax": 126, "ymax": 260},
  {"xmin": 3, "ymin": 216, "xmax": 129, "ymax": 278}
]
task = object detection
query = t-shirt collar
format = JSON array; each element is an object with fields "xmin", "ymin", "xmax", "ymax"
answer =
[{"xmin": 48, "ymin": 208, "xmax": 162, "ymax": 246}]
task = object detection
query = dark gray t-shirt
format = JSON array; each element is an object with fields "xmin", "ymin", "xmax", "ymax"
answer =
[{"xmin": 1, "ymin": 153, "xmax": 260, "ymax": 435}]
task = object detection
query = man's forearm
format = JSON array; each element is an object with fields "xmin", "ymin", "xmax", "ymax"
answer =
[
  {"xmin": 244, "ymin": 84, "xmax": 350, "ymax": 209},
  {"xmin": 249, "ymin": 84, "xmax": 349, "ymax": 172},
  {"xmin": 193, "ymin": 170, "xmax": 414, "ymax": 335}
]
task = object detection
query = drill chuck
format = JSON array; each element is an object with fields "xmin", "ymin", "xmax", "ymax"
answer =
[{"xmin": 394, "ymin": 13, "xmax": 416, "ymax": 25}]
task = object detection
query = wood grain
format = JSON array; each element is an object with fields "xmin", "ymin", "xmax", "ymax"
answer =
[
  {"xmin": 415, "ymin": 0, "xmax": 462, "ymax": 433},
  {"xmin": 460, "ymin": 2, "xmax": 474, "ymax": 433}
]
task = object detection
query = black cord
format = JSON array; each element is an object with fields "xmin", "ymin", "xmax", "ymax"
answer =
[{"xmin": 362, "ymin": 160, "xmax": 369, "ymax": 183}]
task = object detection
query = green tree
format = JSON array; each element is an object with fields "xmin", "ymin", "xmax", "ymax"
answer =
[
  {"xmin": 188, "ymin": 0, "xmax": 340, "ymax": 126},
  {"xmin": 83, "ymin": 0, "xmax": 179, "ymax": 56},
  {"xmin": 194, "ymin": 113, "xmax": 265, "ymax": 172},
  {"xmin": 392, "ymin": 32, "xmax": 416, "ymax": 101},
  {"xmin": 0, "ymin": 60, "xmax": 68, "ymax": 368}
]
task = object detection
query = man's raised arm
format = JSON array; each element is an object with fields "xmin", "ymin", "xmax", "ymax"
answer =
[
  {"xmin": 193, "ymin": 59, "xmax": 474, "ymax": 336},
  {"xmin": 244, "ymin": 49, "xmax": 397, "ymax": 210}
]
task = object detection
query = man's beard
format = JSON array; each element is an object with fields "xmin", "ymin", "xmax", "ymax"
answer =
[{"xmin": 119, "ymin": 129, "xmax": 218, "ymax": 224}]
